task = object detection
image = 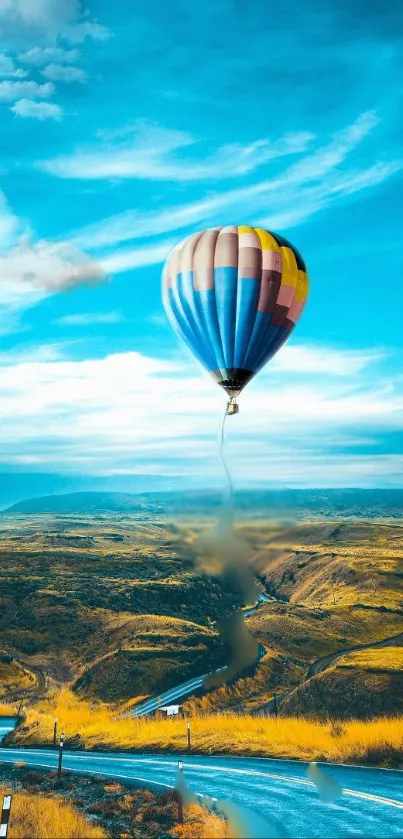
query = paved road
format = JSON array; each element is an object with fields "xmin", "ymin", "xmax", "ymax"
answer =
[
  {"xmin": 128, "ymin": 595, "xmax": 269, "ymax": 717},
  {"xmin": 306, "ymin": 631, "xmax": 403, "ymax": 679},
  {"xmin": 1, "ymin": 718, "xmax": 402, "ymax": 837}
]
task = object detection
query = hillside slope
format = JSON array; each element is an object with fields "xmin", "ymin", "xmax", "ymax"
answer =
[{"xmin": 1, "ymin": 514, "xmax": 402, "ymax": 716}]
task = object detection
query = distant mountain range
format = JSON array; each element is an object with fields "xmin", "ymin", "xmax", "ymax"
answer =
[
  {"xmin": 5, "ymin": 488, "xmax": 403, "ymax": 517},
  {"xmin": 0, "ymin": 473, "xmax": 183, "ymax": 510}
]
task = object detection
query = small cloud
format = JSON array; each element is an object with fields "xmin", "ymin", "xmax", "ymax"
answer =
[
  {"xmin": 0, "ymin": 80, "xmax": 53, "ymax": 102},
  {"xmin": 55, "ymin": 311, "xmax": 123, "ymax": 327},
  {"xmin": 0, "ymin": 52, "xmax": 26, "ymax": 78},
  {"xmin": 41, "ymin": 63, "xmax": 86, "ymax": 83},
  {"xmin": 12, "ymin": 99, "xmax": 63, "ymax": 121},
  {"xmin": 0, "ymin": 1, "xmax": 111, "ymax": 48},
  {"xmin": 0, "ymin": 236, "xmax": 107, "ymax": 294},
  {"xmin": 63, "ymin": 19, "xmax": 111, "ymax": 44},
  {"xmin": 18, "ymin": 46, "xmax": 80, "ymax": 66},
  {"xmin": 38, "ymin": 121, "xmax": 313, "ymax": 182},
  {"xmin": 148, "ymin": 312, "xmax": 168, "ymax": 327}
]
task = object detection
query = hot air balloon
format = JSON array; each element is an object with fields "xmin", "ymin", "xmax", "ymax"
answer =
[{"xmin": 162, "ymin": 225, "xmax": 308, "ymax": 415}]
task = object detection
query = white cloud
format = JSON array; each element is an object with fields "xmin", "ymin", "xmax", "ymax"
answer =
[
  {"xmin": 55, "ymin": 311, "xmax": 123, "ymax": 326},
  {"xmin": 269, "ymin": 345, "xmax": 385, "ymax": 376},
  {"xmin": 70, "ymin": 200, "xmax": 220, "ymax": 251},
  {"xmin": 0, "ymin": 344, "xmax": 400, "ymax": 486},
  {"xmin": 0, "ymin": 187, "xmax": 107, "ymax": 338},
  {"xmin": 0, "ymin": 79, "xmax": 53, "ymax": 101},
  {"xmin": 0, "ymin": 236, "xmax": 107, "ymax": 294},
  {"xmin": 18, "ymin": 45, "xmax": 80, "ymax": 65},
  {"xmin": 38, "ymin": 122, "xmax": 314, "ymax": 181},
  {"xmin": 0, "ymin": 51, "xmax": 25, "ymax": 76},
  {"xmin": 41, "ymin": 62, "xmax": 85, "ymax": 83},
  {"xmin": 12, "ymin": 97, "xmax": 62, "ymax": 120},
  {"xmin": 0, "ymin": 0, "xmax": 110, "ymax": 47},
  {"xmin": 68, "ymin": 112, "xmax": 401, "ymax": 259},
  {"xmin": 99, "ymin": 239, "xmax": 178, "ymax": 274}
]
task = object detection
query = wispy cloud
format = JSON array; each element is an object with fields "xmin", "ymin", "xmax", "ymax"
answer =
[
  {"xmin": 12, "ymin": 98, "xmax": 63, "ymax": 120},
  {"xmin": 0, "ymin": 52, "xmax": 25, "ymax": 77},
  {"xmin": 55, "ymin": 311, "xmax": 124, "ymax": 327},
  {"xmin": 69, "ymin": 112, "xmax": 401, "ymax": 264},
  {"xmin": 99, "ymin": 239, "xmax": 178, "ymax": 274},
  {"xmin": 269, "ymin": 345, "xmax": 386, "ymax": 376},
  {"xmin": 38, "ymin": 122, "xmax": 314, "ymax": 181},
  {"xmin": 0, "ymin": 344, "xmax": 400, "ymax": 486}
]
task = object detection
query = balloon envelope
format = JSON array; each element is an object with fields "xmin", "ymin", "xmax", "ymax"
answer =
[{"xmin": 162, "ymin": 225, "xmax": 308, "ymax": 397}]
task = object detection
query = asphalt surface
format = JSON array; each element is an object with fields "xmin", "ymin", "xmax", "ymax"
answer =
[{"xmin": 1, "ymin": 718, "xmax": 402, "ymax": 838}]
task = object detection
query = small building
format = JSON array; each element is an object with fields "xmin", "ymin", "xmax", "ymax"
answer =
[{"xmin": 160, "ymin": 704, "xmax": 182, "ymax": 717}]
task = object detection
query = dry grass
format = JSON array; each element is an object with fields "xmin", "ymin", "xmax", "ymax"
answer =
[
  {"xmin": 0, "ymin": 787, "xmax": 106, "ymax": 838},
  {"xmin": 172, "ymin": 804, "xmax": 228, "ymax": 838},
  {"xmin": 337, "ymin": 646, "xmax": 403, "ymax": 671},
  {"xmin": 0, "ymin": 658, "xmax": 36, "ymax": 698},
  {"xmin": 10, "ymin": 689, "xmax": 403, "ymax": 766},
  {"xmin": 0, "ymin": 702, "xmax": 18, "ymax": 716}
]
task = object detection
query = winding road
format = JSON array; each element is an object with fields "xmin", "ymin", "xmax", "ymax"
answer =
[
  {"xmin": 306, "ymin": 631, "xmax": 403, "ymax": 679},
  {"xmin": 258, "ymin": 629, "xmax": 403, "ymax": 716},
  {"xmin": 0, "ymin": 719, "xmax": 402, "ymax": 838},
  {"xmin": 128, "ymin": 595, "xmax": 269, "ymax": 717}
]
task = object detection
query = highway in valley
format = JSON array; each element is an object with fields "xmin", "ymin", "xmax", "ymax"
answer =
[
  {"xmin": 1, "ymin": 717, "xmax": 402, "ymax": 838},
  {"xmin": 128, "ymin": 594, "xmax": 270, "ymax": 717}
]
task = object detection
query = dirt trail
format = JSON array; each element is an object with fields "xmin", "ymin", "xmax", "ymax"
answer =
[
  {"xmin": 255, "ymin": 630, "xmax": 403, "ymax": 716},
  {"xmin": 306, "ymin": 631, "xmax": 403, "ymax": 679}
]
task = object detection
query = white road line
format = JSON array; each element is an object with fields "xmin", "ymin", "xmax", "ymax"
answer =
[
  {"xmin": 2, "ymin": 751, "xmax": 402, "ymax": 811},
  {"xmin": 0, "ymin": 758, "xmax": 172, "ymax": 789}
]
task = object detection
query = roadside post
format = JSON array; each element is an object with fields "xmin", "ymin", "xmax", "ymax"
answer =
[
  {"xmin": 187, "ymin": 721, "xmax": 191, "ymax": 750},
  {"xmin": 273, "ymin": 693, "xmax": 278, "ymax": 718},
  {"xmin": 57, "ymin": 733, "xmax": 64, "ymax": 779},
  {"xmin": 53, "ymin": 719, "xmax": 58, "ymax": 748},
  {"xmin": 17, "ymin": 700, "xmax": 23, "ymax": 716},
  {"xmin": 0, "ymin": 794, "xmax": 12, "ymax": 838},
  {"xmin": 177, "ymin": 761, "xmax": 184, "ymax": 823}
]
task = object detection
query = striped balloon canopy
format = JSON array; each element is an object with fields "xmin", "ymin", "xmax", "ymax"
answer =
[{"xmin": 162, "ymin": 225, "xmax": 309, "ymax": 410}]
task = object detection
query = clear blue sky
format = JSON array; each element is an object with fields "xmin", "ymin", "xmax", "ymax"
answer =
[{"xmin": 0, "ymin": 0, "xmax": 402, "ymax": 488}]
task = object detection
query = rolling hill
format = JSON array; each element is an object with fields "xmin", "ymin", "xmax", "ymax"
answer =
[
  {"xmin": 5, "ymin": 487, "xmax": 403, "ymax": 518},
  {"xmin": 0, "ymin": 506, "xmax": 402, "ymax": 718}
]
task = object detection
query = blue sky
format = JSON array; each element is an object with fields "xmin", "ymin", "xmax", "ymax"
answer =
[{"xmin": 0, "ymin": 0, "xmax": 402, "ymax": 489}]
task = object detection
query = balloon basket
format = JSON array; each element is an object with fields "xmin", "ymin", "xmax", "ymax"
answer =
[{"xmin": 226, "ymin": 399, "xmax": 239, "ymax": 416}]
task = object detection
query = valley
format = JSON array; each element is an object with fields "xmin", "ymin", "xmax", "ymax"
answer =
[{"xmin": 0, "ymin": 501, "xmax": 402, "ymax": 720}]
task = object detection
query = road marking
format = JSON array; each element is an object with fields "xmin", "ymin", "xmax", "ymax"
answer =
[
  {"xmin": 2, "ymin": 751, "xmax": 402, "ymax": 811},
  {"xmin": 0, "ymin": 758, "xmax": 172, "ymax": 790}
]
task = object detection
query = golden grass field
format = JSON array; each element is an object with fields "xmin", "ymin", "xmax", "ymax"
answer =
[
  {"xmin": 337, "ymin": 646, "xmax": 403, "ymax": 671},
  {"xmin": 9, "ymin": 689, "xmax": 403, "ymax": 767},
  {"xmin": 0, "ymin": 787, "xmax": 106, "ymax": 839}
]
